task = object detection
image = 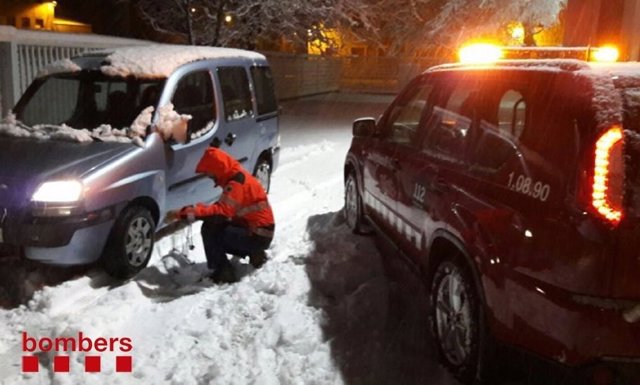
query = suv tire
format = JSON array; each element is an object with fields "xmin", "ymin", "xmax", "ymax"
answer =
[
  {"xmin": 102, "ymin": 206, "xmax": 155, "ymax": 279},
  {"xmin": 344, "ymin": 173, "xmax": 367, "ymax": 234},
  {"xmin": 429, "ymin": 253, "xmax": 494, "ymax": 384},
  {"xmin": 253, "ymin": 157, "xmax": 271, "ymax": 193}
]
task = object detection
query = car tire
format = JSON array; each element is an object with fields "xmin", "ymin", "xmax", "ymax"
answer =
[
  {"xmin": 344, "ymin": 172, "xmax": 367, "ymax": 234},
  {"xmin": 253, "ymin": 157, "xmax": 271, "ymax": 193},
  {"xmin": 102, "ymin": 206, "xmax": 155, "ymax": 279},
  {"xmin": 428, "ymin": 253, "xmax": 494, "ymax": 384}
]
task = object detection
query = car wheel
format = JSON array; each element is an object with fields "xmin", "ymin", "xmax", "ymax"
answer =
[
  {"xmin": 429, "ymin": 254, "xmax": 493, "ymax": 384},
  {"xmin": 344, "ymin": 172, "xmax": 366, "ymax": 234},
  {"xmin": 102, "ymin": 206, "xmax": 155, "ymax": 279},
  {"xmin": 253, "ymin": 158, "xmax": 271, "ymax": 193}
]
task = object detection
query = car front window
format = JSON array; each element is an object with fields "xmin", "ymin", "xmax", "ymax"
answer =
[{"xmin": 16, "ymin": 72, "xmax": 165, "ymax": 130}]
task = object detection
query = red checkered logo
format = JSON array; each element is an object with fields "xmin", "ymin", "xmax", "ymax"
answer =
[{"xmin": 21, "ymin": 332, "xmax": 133, "ymax": 373}]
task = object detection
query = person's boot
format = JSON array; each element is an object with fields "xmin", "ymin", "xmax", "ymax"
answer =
[
  {"xmin": 210, "ymin": 265, "xmax": 237, "ymax": 284},
  {"xmin": 249, "ymin": 250, "xmax": 267, "ymax": 269}
]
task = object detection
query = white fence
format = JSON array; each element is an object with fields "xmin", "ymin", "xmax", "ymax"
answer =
[
  {"xmin": 0, "ymin": 26, "xmax": 149, "ymax": 116},
  {"xmin": 0, "ymin": 27, "xmax": 426, "ymax": 117}
]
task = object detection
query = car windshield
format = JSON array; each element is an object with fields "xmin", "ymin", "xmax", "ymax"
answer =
[{"xmin": 15, "ymin": 71, "xmax": 165, "ymax": 130}]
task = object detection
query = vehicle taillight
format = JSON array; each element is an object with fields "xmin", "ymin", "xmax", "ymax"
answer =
[{"xmin": 592, "ymin": 126, "xmax": 624, "ymax": 225}]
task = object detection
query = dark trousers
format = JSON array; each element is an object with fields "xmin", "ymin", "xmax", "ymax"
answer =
[{"xmin": 200, "ymin": 221, "xmax": 272, "ymax": 270}]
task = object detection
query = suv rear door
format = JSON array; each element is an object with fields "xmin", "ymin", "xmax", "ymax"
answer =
[
  {"xmin": 396, "ymin": 72, "xmax": 479, "ymax": 259},
  {"xmin": 362, "ymin": 78, "xmax": 427, "ymax": 239}
]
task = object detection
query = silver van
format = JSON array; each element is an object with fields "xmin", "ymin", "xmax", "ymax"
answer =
[{"xmin": 0, "ymin": 45, "xmax": 280, "ymax": 278}]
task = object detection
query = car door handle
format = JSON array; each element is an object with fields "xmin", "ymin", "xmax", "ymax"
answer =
[
  {"xmin": 225, "ymin": 133, "xmax": 237, "ymax": 146},
  {"xmin": 430, "ymin": 177, "xmax": 448, "ymax": 195}
]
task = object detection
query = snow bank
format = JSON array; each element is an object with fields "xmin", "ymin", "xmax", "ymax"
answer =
[{"xmin": 100, "ymin": 45, "xmax": 265, "ymax": 79}]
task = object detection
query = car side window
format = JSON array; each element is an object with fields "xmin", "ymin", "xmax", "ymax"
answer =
[
  {"xmin": 471, "ymin": 87, "xmax": 526, "ymax": 173},
  {"xmin": 422, "ymin": 80, "xmax": 476, "ymax": 163},
  {"xmin": 218, "ymin": 67, "xmax": 254, "ymax": 122},
  {"xmin": 380, "ymin": 82, "xmax": 433, "ymax": 145},
  {"xmin": 470, "ymin": 76, "xmax": 581, "ymax": 204},
  {"xmin": 172, "ymin": 70, "xmax": 215, "ymax": 137},
  {"xmin": 250, "ymin": 66, "xmax": 278, "ymax": 116}
]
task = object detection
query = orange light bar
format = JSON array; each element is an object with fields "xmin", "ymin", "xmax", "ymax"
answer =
[
  {"xmin": 592, "ymin": 127, "xmax": 623, "ymax": 225},
  {"xmin": 591, "ymin": 46, "xmax": 619, "ymax": 63},
  {"xmin": 458, "ymin": 43, "xmax": 503, "ymax": 64}
]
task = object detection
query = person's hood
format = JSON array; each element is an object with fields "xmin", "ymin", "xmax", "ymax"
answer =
[{"xmin": 195, "ymin": 147, "xmax": 243, "ymax": 185}]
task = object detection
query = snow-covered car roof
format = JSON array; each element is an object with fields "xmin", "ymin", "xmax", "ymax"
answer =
[
  {"xmin": 428, "ymin": 59, "xmax": 640, "ymax": 87},
  {"xmin": 38, "ymin": 44, "xmax": 267, "ymax": 79}
]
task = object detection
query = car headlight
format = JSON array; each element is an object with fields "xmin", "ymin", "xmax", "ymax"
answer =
[{"xmin": 32, "ymin": 180, "xmax": 83, "ymax": 203}]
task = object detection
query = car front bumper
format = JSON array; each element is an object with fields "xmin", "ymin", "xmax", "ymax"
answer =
[{"xmin": 1, "ymin": 206, "xmax": 117, "ymax": 265}]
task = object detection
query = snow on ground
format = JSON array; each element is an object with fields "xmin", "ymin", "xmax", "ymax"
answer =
[{"xmin": 0, "ymin": 93, "xmax": 459, "ymax": 385}]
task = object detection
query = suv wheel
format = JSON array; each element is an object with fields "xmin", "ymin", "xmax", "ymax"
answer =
[
  {"xmin": 344, "ymin": 173, "xmax": 366, "ymax": 233},
  {"xmin": 102, "ymin": 206, "xmax": 155, "ymax": 279},
  {"xmin": 254, "ymin": 158, "xmax": 271, "ymax": 193},
  {"xmin": 429, "ymin": 254, "xmax": 493, "ymax": 384}
]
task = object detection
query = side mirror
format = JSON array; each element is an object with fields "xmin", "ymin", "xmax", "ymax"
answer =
[{"xmin": 353, "ymin": 117, "xmax": 376, "ymax": 137}]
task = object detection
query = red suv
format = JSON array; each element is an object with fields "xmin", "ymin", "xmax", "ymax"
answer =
[{"xmin": 344, "ymin": 59, "xmax": 640, "ymax": 384}]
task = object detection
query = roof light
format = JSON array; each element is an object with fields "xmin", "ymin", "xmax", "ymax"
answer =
[
  {"xmin": 592, "ymin": 126, "xmax": 624, "ymax": 225},
  {"xmin": 458, "ymin": 43, "xmax": 503, "ymax": 64},
  {"xmin": 591, "ymin": 46, "xmax": 619, "ymax": 63}
]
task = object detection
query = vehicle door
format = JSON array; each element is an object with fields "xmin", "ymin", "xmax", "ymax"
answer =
[
  {"xmin": 249, "ymin": 65, "xmax": 279, "ymax": 161},
  {"xmin": 164, "ymin": 69, "xmax": 218, "ymax": 211},
  {"xmin": 214, "ymin": 66, "xmax": 257, "ymax": 170},
  {"xmin": 362, "ymin": 77, "xmax": 429, "ymax": 239},
  {"xmin": 396, "ymin": 73, "xmax": 478, "ymax": 259}
]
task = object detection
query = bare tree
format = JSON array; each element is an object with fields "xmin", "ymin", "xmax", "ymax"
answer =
[
  {"xmin": 136, "ymin": 0, "xmax": 358, "ymax": 49},
  {"xmin": 423, "ymin": 0, "xmax": 567, "ymax": 47},
  {"xmin": 342, "ymin": 0, "xmax": 566, "ymax": 55}
]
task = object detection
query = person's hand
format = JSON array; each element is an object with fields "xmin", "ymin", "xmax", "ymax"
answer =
[
  {"xmin": 178, "ymin": 206, "xmax": 197, "ymax": 223},
  {"xmin": 164, "ymin": 210, "xmax": 180, "ymax": 224}
]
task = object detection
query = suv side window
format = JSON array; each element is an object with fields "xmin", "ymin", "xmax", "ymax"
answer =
[
  {"xmin": 471, "ymin": 74, "xmax": 581, "ymax": 204},
  {"xmin": 172, "ymin": 70, "xmax": 215, "ymax": 136},
  {"xmin": 218, "ymin": 67, "xmax": 254, "ymax": 122},
  {"xmin": 422, "ymin": 79, "xmax": 477, "ymax": 163},
  {"xmin": 379, "ymin": 81, "xmax": 434, "ymax": 145},
  {"xmin": 471, "ymin": 86, "xmax": 526, "ymax": 173},
  {"xmin": 250, "ymin": 66, "xmax": 278, "ymax": 116}
]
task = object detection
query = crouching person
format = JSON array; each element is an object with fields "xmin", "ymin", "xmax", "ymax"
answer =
[{"xmin": 171, "ymin": 147, "xmax": 274, "ymax": 283}]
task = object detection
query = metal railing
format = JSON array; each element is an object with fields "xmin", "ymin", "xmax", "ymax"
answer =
[
  {"xmin": 0, "ymin": 26, "xmax": 443, "ymax": 116},
  {"xmin": 0, "ymin": 26, "xmax": 148, "ymax": 116}
]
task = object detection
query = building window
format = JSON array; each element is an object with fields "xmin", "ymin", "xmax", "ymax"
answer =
[
  {"xmin": 21, "ymin": 17, "xmax": 30, "ymax": 28},
  {"xmin": 35, "ymin": 18, "xmax": 44, "ymax": 29}
]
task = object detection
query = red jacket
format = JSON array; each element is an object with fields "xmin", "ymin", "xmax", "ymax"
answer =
[{"xmin": 181, "ymin": 148, "xmax": 274, "ymax": 237}]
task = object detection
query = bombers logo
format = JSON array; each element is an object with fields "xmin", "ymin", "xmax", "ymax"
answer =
[{"xmin": 21, "ymin": 332, "xmax": 133, "ymax": 373}]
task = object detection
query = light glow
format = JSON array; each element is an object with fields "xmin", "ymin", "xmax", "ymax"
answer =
[
  {"xmin": 511, "ymin": 25, "xmax": 525, "ymax": 40},
  {"xmin": 591, "ymin": 46, "xmax": 619, "ymax": 63},
  {"xmin": 32, "ymin": 180, "xmax": 83, "ymax": 203},
  {"xmin": 592, "ymin": 127, "xmax": 623, "ymax": 225},
  {"xmin": 225, "ymin": 15, "xmax": 232, "ymax": 23},
  {"xmin": 458, "ymin": 43, "xmax": 503, "ymax": 64}
]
